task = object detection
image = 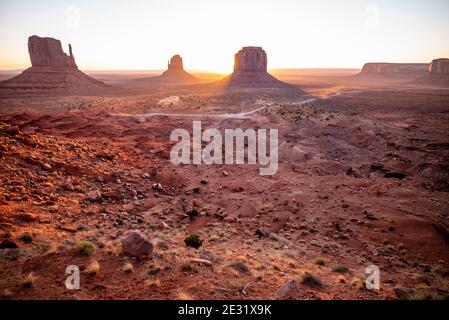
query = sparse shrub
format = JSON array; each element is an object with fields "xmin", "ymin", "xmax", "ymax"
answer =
[
  {"xmin": 86, "ymin": 260, "xmax": 100, "ymax": 275},
  {"xmin": 74, "ymin": 240, "xmax": 96, "ymax": 256},
  {"xmin": 314, "ymin": 258, "xmax": 326, "ymax": 266},
  {"xmin": 6, "ymin": 248, "xmax": 23, "ymax": 261},
  {"xmin": 180, "ymin": 263, "xmax": 196, "ymax": 273},
  {"xmin": 272, "ymin": 264, "xmax": 281, "ymax": 271},
  {"xmin": 19, "ymin": 233, "xmax": 33, "ymax": 244},
  {"xmin": 231, "ymin": 278, "xmax": 249, "ymax": 292},
  {"xmin": 145, "ymin": 278, "xmax": 161, "ymax": 288},
  {"xmin": 184, "ymin": 234, "xmax": 203, "ymax": 249},
  {"xmin": 176, "ymin": 291, "xmax": 193, "ymax": 300},
  {"xmin": 229, "ymin": 260, "xmax": 251, "ymax": 274},
  {"xmin": 332, "ymin": 266, "xmax": 350, "ymax": 274},
  {"xmin": 287, "ymin": 259, "xmax": 296, "ymax": 268},
  {"xmin": 301, "ymin": 272, "xmax": 323, "ymax": 288},
  {"xmin": 21, "ymin": 272, "xmax": 36, "ymax": 288},
  {"xmin": 122, "ymin": 261, "xmax": 133, "ymax": 273}
]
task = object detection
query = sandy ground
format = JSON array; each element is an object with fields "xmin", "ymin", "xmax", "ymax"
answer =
[{"xmin": 0, "ymin": 73, "xmax": 449, "ymax": 300}]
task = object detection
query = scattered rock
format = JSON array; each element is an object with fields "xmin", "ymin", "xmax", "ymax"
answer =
[
  {"xmin": 276, "ymin": 279, "xmax": 297, "ymax": 299},
  {"xmin": 17, "ymin": 213, "xmax": 37, "ymax": 222},
  {"xmin": 255, "ymin": 228, "xmax": 270, "ymax": 238},
  {"xmin": 4, "ymin": 126, "xmax": 20, "ymax": 136},
  {"xmin": 152, "ymin": 183, "xmax": 162, "ymax": 191},
  {"xmin": 121, "ymin": 230, "xmax": 153, "ymax": 257},
  {"xmin": 190, "ymin": 258, "xmax": 213, "ymax": 266},
  {"xmin": 86, "ymin": 190, "xmax": 102, "ymax": 201}
]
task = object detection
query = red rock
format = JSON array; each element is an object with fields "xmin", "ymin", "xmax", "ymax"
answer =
[
  {"xmin": 222, "ymin": 47, "xmax": 293, "ymax": 89},
  {"xmin": 4, "ymin": 126, "xmax": 20, "ymax": 136},
  {"xmin": 359, "ymin": 63, "xmax": 428, "ymax": 78},
  {"xmin": 17, "ymin": 213, "xmax": 37, "ymax": 222},
  {"xmin": 190, "ymin": 258, "xmax": 212, "ymax": 266},
  {"xmin": 121, "ymin": 230, "xmax": 153, "ymax": 257},
  {"xmin": 63, "ymin": 178, "xmax": 75, "ymax": 191},
  {"xmin": 0, "ymin": 35, "xmax": 108, "ymax": 94},
  {"xmin": 28, "ymin": 35, "xmax": 77, "ymax": 68},
  {"xmin": 429, "ymin": 58, "xmax": 449, "ymax": 75},
  {"xmin": 138, "ymin": 54, "xmax": 199, "ymax": 84},
  {"xmin": 86, "ymin": 190, "xmax": 102, "ymax": 201}
]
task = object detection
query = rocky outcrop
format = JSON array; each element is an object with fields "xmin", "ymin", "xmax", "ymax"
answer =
[
  {"xmin": 136, "ymin": 54, "xmax": 199, "ymax": 84},
  {"xmin": 429, "ymin": 58, "xmax": 449, "ymax": 75},
  {"xmin": 234, "ymin": 47, "xmax": 267, "ymax": 73},
  {"xmin": 359, "ymin": 63, "xmax": 428, "ymax": 78},
  {"xmin": 166, "ymin": 54, "xmax": 183, "ymax": 71},
  {"xmin": 0, "ymin": 35, "xmax": 108, "ymax": 95},
  {"xmin": 222, "ymin": 47, "xmax": 293, "ymax": 89},
  {"xmin": 28, "ymin": 35, "xmax": 77, "ymax": 68}
]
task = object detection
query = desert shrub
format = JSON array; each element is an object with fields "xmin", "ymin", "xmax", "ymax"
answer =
[
  {"xmin": 332, "ymin": 266, "xmax": 350, "ymax": 274},
  {"xmin": 74, "ymin": 241, "xmax": 96, "ymax": 256},
  {"xmin": 301, "ymin": 272, "xmax": 323, "ymax": 288},
  {"xmin": 19, "ymin": 233, "xmax": 33, "ymax": 244},
  {"xmin": 314, "ymin": 258, "xmax": 325, "ymax": 266},
  {"xmin": 21, "ymin": 272, "xmax": 36, "ymax": 288},
  {"xmin": 87, "ymin": 260, "xmax": 100, "ymax": 275},
  {"xmin": 184, "ymin": 234, "xmax": 203, "ymax": 249},
  {"xmin": 122, "ymin": 262, "xmax": 133, "ymax": 273},
  {"xmin": 229, "ymin": 260, "xmax": 251, "ymax": 274}
]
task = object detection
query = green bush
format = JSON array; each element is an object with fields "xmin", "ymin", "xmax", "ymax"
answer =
[
  {"xmin": 314, "ymin": 258, "xmax": 325, "ymax": 266},
  {"xmin": 332, "ymin": 266, "xmax": 350, "ymax": 274},
  {"xmin": 19, "ymin": 233, "xmax": 33, "ymax": 244},
  {"xmin": 74, "ymin": 241, "xmax": 96, "ymax": 256},
  {"xmin": 301, "ymin": 272, "xmax": 323, "ymax": 288},
  {"xmin": 184, "ymin": 234, "xmax": 203, "ymax": 249}
]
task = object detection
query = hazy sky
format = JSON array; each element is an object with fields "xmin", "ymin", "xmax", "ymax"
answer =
[{"xmin": 1, "ymin": 0, "xmax": 448, "ymax": 72}]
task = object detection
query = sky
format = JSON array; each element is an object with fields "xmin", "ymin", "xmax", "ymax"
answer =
[{"xmin": 0, "ymin": 0, "xmax": 448, "ymax": 73}]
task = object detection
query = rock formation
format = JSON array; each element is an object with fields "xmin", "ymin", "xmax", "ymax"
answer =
[
  {"xmin": 0, "ymin": 35, "xmax": 107, "ymax": 95},
  {"xmin": 233, "ymin": 47, "xmax": 268, "ymax": 73},
  {"xmin": 358, "ymin": 63, "xmax": 428, "ymax": 78},
  {"xmin": 28, "ymin": 35, "xmax": 77, "ymax": 68},
  {"xmin": 429, "ymin": 58, "xmax": 449, "ymax": 75},
  {"xmin": 166, "ymin": 54, "xmax": 184, "ymax": 72},
  {"xmin": 136, "ymin": 54, "xmax": 199, "ymax": 84},
  {"xmin": 221, "ymin": 47, "xmax": 292, "ymax": 89}
]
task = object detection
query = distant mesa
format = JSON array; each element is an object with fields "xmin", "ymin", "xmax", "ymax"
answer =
[
  {"xmin": 0, "ymin": 35, "xmax": 107, "ymax": 94},
  {"xmin": 417, "ymin": 58, "xmax": 449, "ymax": 85},
  {"xmin": 429, "ymin": 58, "xmax": 449, "ymax": 76},
  {"xmin": 357, "ymin": 62, "xmax": 428, "ymax": 78},
  {"xmin": 136, "ymin": 54, "xmax": 200, "ymax": 84},
  {"xmin": 357, "ymin": 59, "xmax": 449, "ymax": 86},
  {"xmin": 220, "ymin": 46, "xmax": 293, "ymax": 89}
]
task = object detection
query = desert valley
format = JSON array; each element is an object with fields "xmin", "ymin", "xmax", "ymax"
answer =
[{"xmin": 0, "ymin": 33, "xmax": 449, "ymax": 301}]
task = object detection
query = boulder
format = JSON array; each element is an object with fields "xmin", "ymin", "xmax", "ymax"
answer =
[
  {"xmin": 121, "ymin": 230, "xmax": 153, "ymax": 257},
  {"xmin": 276, "ymin": 279, "xmax": 298, "ymax": 299}
]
